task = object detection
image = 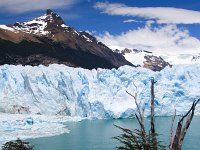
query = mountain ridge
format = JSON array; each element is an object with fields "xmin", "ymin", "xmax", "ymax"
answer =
[
  {"xmin": 0, "ymin": 9, "xmax": 133, "ymax": 69},
  {"xmin": 114, "ymin": 48, "xmax": 172, "ymax": 71}
]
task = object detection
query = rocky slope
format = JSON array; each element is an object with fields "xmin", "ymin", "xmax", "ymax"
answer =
[
  {"xmin": 0, "ymin": 9, "xmax": 133, "ymax": 69},
  {"xmin": 114, "ymin": 48, "xmax": 171, "ymax": 71}
]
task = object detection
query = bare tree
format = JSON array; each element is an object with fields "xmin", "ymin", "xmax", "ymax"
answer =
[
  {"xmin": 126, "ymin": 90, "xmax": 147, "ymax": 146},
  {"xmin": 114, "ymin": 79, "xmax": 199, "ymax": 150},
  {"xmin": 169, "ymin": 109, "xmax": 176, "ymax": 150},
  {"xmin": 169, "ymin": 99, "xmax": 200, "ymax": 150},
  {"xmin": 150, "ymin": 78, "xmax": 157, "ymax": 150},
  {"xmin": 115, "ymin": 79, "xmax": 165, "ymax": 150}
]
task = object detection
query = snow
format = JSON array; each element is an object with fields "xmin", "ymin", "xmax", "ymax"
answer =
[
  {"xmin": 13, "ymin": 14, "xmax": 49, "ymax": 35},
  {"xmin": 61, "ymin": 24, "xmax": 69, "ymax": 28},
  {"xmin": 112, "ymin": 47, "xmax": 200, "ymax": 66},
  {"xmin": 0, "ymin": 25, "xmax": 17, "ymax": 33},
  {"xmin": 124, "ymin": 52, "xmax": 146, "ymax": 66},
  {"xmin": 81, "ymin": 35, "xmax": 92, "ymax": 42},
  {"xmin": 157, "ymin": 52, "xmax": 200, "ymax": 65},
  {"xmin": 73, "ymin": 30, "xmax": 79, "ymax": 35},
  {"xmin": 123, "ymin": 50, "xmax": 200, "ymax": 66},
  {"xmin": 0, "ymin": 64, "xmax": 200, "ymax": 119}
]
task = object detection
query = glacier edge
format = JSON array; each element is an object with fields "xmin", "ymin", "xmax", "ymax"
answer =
[{"xmin": 0, "ymin": 64, "xmax": 200, "ymax": 118}]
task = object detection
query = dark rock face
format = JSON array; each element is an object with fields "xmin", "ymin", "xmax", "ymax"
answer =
[
  {"xmin": 143, "ymin": 55, "xmax": 172, "ymax": 71},
  {"xmin": 0, "ymin": 9, "xmax": 133, "ymax": 69},
  {"xmin": 118, "ymin": 48, "xmax": 171, "ymax": 71},
  {"xmin": 121, "ymin": 48, "xmax": 132, "ymax": 55},
  {"xmin": 45, "ymin": 9, "xmax": 65, "ymax": 28},
  {"xmin": 0, "ymin": 38, "xmax": 117, "ymax": 69},
  {"xmin": 192, "ymin": 54, "xmax": 200, "ymax": 62}
]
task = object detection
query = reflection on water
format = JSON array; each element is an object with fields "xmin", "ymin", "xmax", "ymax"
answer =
[{"xmin": 28, "ymin": 116, "xmax": 200, "ymax": 150}]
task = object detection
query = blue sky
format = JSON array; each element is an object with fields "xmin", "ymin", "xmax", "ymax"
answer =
[{"xmin": 0, "ymin": 0, "xmax": 200, "ymax": 54}]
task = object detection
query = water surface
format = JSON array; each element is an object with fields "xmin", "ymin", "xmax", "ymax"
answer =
[{"xmin": 28, "ymin": 116, "xmax": 200, "ymax": 150}]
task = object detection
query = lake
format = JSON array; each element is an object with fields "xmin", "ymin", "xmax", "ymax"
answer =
[{"xmin": 28, "ymin": 116, "xmax": 200, "ymax": 150}]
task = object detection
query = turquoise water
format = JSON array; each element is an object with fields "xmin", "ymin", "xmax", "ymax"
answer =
[{"xmin": 28, "ymin": 116, "xmax": 200, "ymax": 150}]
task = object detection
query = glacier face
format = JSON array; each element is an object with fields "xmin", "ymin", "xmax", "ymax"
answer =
[
  {"xmin": 0, "ymin": 64, "xmax": 200, "ymax": 118},
  {"xmin": 0, "ymin": 113, "xmax": 71, "ymax": 146}
]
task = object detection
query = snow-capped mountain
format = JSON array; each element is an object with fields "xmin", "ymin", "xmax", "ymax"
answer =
[
  {"xmin": 155, "ymin": 52, "xmax": 200, "ymax": 65},
  {"xmin": 114, "ymin": 47, "xmax": 200, "ymax": 71},
  {"xmin": 114, "ymin": 48, "xmax": 200, "ymax": 70},
  {"xmin": 0, "ymin": 9, "xmax": 132, "ymax": 69},
  {"xmin": 114, "ymin": 48, "xmax": 171, "ymax": 71},
  {"xmin": 13, "ymin": 9, "xmax": 65, "ymax": 35}
]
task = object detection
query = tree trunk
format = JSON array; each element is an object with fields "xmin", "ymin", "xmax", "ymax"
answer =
[{"xmin": 151, "ymin": 78, "xmax": 157, "ymax": 150}]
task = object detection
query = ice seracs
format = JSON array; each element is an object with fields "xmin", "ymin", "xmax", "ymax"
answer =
[{"xmin": 0, "ymin": 64, "xmax": 200, "ymax": 119}]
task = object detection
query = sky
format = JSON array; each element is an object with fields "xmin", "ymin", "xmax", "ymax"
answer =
[{"xmin": 0, "ymin": 0, "xmax": 200, "ymax": 54}]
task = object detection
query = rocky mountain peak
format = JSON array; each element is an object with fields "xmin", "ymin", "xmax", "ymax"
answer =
[
  {"xmin": 0, "ymin": 10, "xmax": 132, "ymax": 69},
  {"xmin": 12, "ymin": 9, "xmax": 65, "ymax": 35},
  {"xmin": 45, "ymin": 9, "xmax": 65, "ymax": 26},
  {"xmin": 46, "ymin": 9, "xmax": 54, "ymax": 15}
]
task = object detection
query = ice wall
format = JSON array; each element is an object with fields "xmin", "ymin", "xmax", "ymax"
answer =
[{"xmin": 0, "ymin": 64, "xmax": 200, "ymax": 118}]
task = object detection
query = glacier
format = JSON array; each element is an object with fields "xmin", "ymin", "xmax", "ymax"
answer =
[
  {"xmin": 0, "ymin": 113, "xmax": 81, "ymax": 146},
  {"xmin": 0, "ymin": 64, "xmax": 200, "ymax": 118}
]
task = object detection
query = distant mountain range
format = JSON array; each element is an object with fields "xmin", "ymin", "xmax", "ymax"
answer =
[
  {"xmin": 0, "ymin": 9, "xmax": 132, "ymax": 69},
  {"xmin": 114, "ymin": 47, "xmax": 200, "ymax": 71}
]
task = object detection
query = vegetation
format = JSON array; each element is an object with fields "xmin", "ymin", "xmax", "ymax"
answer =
[
  {"xmin": 1, "ymin": 138, "xmax": 34, "ymax": 150},
  {"xmin": 114, "ymin": 78, "xmax": 199, "ymax": 150},
  {"xmin": 114, "ymin": 124, "xmax": 166, "ymax": 150}
]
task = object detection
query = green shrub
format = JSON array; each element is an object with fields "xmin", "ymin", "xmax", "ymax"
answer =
[{"xmin": 1, "ymin": 138, "xmax": 34, "ymax": 150}]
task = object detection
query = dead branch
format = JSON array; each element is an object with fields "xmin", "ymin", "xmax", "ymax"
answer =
[
  {"xmin": 126, "ymin": 84, "xmax": 147, "ymax": 147},
  {"xmin": 169, "ymin": 109, "xmax": 176, "ymax": 149},
  {"xmin": 179, "ymin": 99, "xmax": 199, "ymax": 146},
  {"xmin": 150, "ymin": 78, "xmax": 157, "ymax": 149},
  {"xmin": 170, "ymin": 99, "xmax": 200, "ymax": 150},
  {"xmin": 126, "ymin": 91, "xmax": 144, "ymax": 125}
]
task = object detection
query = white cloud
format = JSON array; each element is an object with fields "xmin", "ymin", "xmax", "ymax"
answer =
[
  {"xmin": 123, "ymin": 19, "xmax": 139, "ymax": 23},
  {"xmin": 0, "ymin": 0, "xmax": 78, "ymax": 14},
  {"xmin": 96, "ymin": 24, "xmax": 200, "ymax": 55},
  {"xmin": 94, "ymin": 2, "xmax": 200, "ymax": 24}
]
